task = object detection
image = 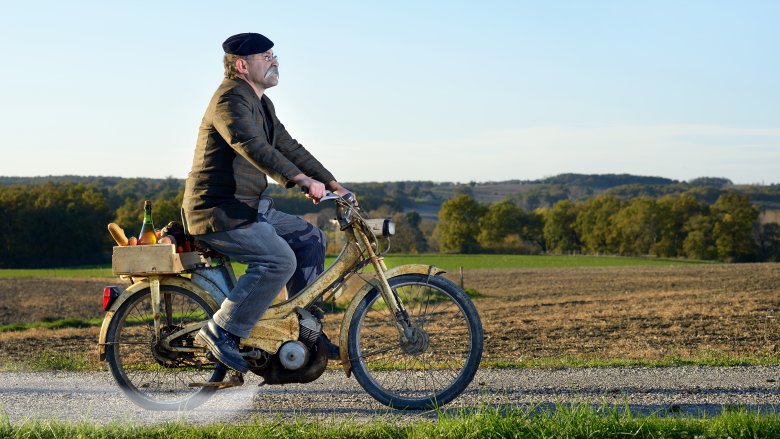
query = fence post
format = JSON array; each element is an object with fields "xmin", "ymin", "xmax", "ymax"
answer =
[{"xmin": 459, "ymin": 266, "xmax": 464, "ymax": 289}]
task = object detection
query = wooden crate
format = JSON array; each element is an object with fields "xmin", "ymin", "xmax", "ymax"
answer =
[{"xmin": 112, "ymin": 244, "xmax": 207, "ymax": 276}]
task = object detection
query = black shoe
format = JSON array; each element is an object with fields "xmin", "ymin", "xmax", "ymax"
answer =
[
  {"xmin": 322, "ymin": 334, "xmax": 341, "ymax": 360},
  {"xmin": 197, "ymin": 320, "xmax": 249, "ymax": 373}
]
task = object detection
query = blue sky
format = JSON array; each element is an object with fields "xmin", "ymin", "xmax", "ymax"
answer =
[{"xmin": 0, "ymin": 1, "xmax": 778, "ymax": 184}]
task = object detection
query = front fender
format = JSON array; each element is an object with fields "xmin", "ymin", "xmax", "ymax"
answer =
[
  {"xmin": 97, "ymin": 277, "xmax": 220, "ymax": 361},
  {"xmin": 338, "ymin": 264, "xmax": 445, "ymax": 376}
]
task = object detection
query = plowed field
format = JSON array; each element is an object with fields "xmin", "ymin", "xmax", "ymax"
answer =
[{"xmin": 1, "ymin": 263, "xmax": 778, "ymax": 367}]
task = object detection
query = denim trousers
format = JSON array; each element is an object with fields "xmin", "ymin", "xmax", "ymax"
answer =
[{"xmin": 197, "ymin": 199, "xmax": 325, "ymax": 338}]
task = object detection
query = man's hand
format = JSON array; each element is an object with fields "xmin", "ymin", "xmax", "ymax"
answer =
[
  {"xmin": 292, "ymin": 174, "xmax": 326, "ymax": 204},
  {"xmin": 328, "ymin": 181, "xmax": 358, "ymax": 206}
]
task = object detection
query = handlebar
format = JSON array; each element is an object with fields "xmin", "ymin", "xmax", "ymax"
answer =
[{"xmin": 300, "ymin": 187, "xmax": 356, "ymax": 205}]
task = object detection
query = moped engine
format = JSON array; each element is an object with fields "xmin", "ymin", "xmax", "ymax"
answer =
[
  {"xmin": 278, "ymin": 340, "xmax": 309, "ymax": 370},
  {"xmin": 296, "ymin": 307, "xmax": 322, "ymax": 347},
  {"xmin": 258, "ymin": 307, "xmax": 329, "ymax": 385},
  {"xmin": 278, "ymin": 307, "xmax": 322, "ymax": 370}
]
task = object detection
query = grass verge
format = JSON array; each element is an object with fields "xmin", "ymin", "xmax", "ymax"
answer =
[
  {"xmin": 482, "ymin": 352, "xmax": 780, "ymax": 369},
  {"xmin": 3, "ymin": 352, "xmax": 95, "ymax": 372},
  {"xmin": 0, "ymin": 317, "xmax": 105, "ymax": 333},
  {"xmin": 3, "ymin": 351, "xmax": 779, "ymax": 373},
  {"xmin": 1, "ymin": 404, "xmax": 779, "ymax": 438},
  {"xmin": 0, "ymin": 254, "xmax": 710, "ymax": 279}
]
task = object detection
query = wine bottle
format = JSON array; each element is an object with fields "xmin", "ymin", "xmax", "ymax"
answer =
[{"xmin": 138, "ymin": 200, "xmax": 157, "ymax": 245}]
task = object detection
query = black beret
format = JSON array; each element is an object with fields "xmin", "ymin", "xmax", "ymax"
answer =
[{"xmin": 222, "ymin": 33, "xmax": 274, "ymax": 56}]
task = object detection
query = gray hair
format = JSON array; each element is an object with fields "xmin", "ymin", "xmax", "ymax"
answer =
[{"xmin": 223, "ymin": 53, "xmax": 244, "ymax": 79}]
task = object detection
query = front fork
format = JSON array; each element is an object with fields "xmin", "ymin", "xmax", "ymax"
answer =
[{"xmin": 355, "ymin": 229, "xmax": 416, "ymax": 343}]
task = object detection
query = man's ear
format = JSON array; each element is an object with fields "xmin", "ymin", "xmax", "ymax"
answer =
[{"xmin": 235, "ymin": 58, "xmax": 248, "ymax": 74}]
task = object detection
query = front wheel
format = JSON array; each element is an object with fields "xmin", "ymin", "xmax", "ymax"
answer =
[
  {"xmin": 104, "ymin": 284, "xmax": 226, "ymax": 410},
  {"xmin": 347, "ymin": 274, "xmax": 483, "ymax": 409}
]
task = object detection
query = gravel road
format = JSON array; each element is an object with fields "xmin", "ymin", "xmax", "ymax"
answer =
[{"xmin": 2, "ymin": 366, "xmax": 779, "ymax": 425}]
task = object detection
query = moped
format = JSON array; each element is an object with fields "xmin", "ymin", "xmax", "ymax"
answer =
[{"xmin": 98, "ymin": 193, "xmax": 483, "ymax": 410}]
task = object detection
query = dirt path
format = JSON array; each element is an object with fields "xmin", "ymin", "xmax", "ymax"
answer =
[{"xmin": 1, "ymin": 367, "xmax": 779, "ymax": 425}]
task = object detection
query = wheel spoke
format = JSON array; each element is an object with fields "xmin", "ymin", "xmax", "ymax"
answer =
[{"xmin": 359, "ymin": 343, "xmax": 402, "ymax": 359}]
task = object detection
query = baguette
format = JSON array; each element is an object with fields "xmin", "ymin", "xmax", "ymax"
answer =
[{"xmin": 108, "ymin": 223, "xmax": 129, "ymax": 246}]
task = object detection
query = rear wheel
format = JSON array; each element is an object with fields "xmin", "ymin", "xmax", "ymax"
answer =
[
  {"xmin": 347, "ymin": 274, "xmax": 483, "ymax": 409},
  {"xmin": 105, "ymin": 285, "xmax": 226, "ymax": 410}
]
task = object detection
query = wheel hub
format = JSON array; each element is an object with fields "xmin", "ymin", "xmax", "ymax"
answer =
[
  {"xmin": 151, "ymin": 325, "xmax": 195, "ymax": 366},
  {"xmin": 399, "ymin": 326, "xmax": 429, "ymax": 355}
]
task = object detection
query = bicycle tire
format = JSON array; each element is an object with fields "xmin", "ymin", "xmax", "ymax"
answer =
[
  {"xmin": 347, "ymin": 274, "xmax": 483, "ymax": 409},
  {"xmin": 105, "ymin": 284, "xmax": 226, "ymax": 410}
]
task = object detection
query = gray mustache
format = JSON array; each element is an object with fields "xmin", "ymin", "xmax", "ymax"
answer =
[{"xmin": 265, "ymin": 66, "xmax": 278, "ymax": 78}]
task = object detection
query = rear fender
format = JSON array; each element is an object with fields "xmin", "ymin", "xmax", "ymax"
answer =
[
  {"xmin": 337, "ymin": 264, "xmax": 445, "ymax": 376},
  {"xmin": 97, "ymin": 277, "xmax": 219, "ymax": 361}
]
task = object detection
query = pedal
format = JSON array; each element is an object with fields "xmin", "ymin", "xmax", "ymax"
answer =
[{"xmin": 189, "ymin": 372, "xmax": 244, "ymax": 389}]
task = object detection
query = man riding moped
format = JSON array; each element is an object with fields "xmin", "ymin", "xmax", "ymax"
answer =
[{"xmin": 182, "ymin": 32, "xmax": 353, "ymax": 373}]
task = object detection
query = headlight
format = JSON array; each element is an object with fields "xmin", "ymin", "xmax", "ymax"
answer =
[{"xmin": 364, "ymin": 218, "xmax": 395, "ymax": 237}]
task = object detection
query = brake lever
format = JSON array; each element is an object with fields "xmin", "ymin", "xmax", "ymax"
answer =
[{"xmin": 299, "ymin": 186, "xmax": 342, "ymax": 202}]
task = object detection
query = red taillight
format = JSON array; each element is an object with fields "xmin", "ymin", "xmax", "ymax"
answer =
[{"xmin": 103, "ymin": 286, "xmax": 121, "ymax": 310}]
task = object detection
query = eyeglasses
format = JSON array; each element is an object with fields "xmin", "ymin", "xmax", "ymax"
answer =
[{"xmin": 252, "ymin": 54, "xmax": 277, "ymax": 62}]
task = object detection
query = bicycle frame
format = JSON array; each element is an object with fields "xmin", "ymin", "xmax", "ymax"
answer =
[{"xmin": 240, "ymin": 212, "xmax": 428, "ymax": 365}]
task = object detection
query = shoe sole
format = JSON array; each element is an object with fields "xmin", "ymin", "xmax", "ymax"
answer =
[{"xmin": 196, "ymin": 333, "xmax": 250, "ymax": 374}]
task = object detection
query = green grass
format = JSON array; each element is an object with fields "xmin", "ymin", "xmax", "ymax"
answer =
[
  {"xmin": 232, "ymin": 253, "xmax": 710, "ymax": 277},
  {"xmin": 0, "ymin": 311, "xmax": 207, "ymax": 333},
  {"xmin": 481, "ymin": 352, "xmax": 780, "ymax": 369},
  {"xmin": 373, "ymin": 253, "xmax": 712, "ymax": 271},
  {"xmin": 359, "ymin": 352, "xmax": 780, "ymax": 372},
  {"xmin": 4, "ymin": 351, "xmax": 94, "ymax": 372},
  {"xmin": 1, "ymin": 404, "xmax": 779, "ymax": 438},
  {"xmin": 0, "ymin": 266, "xmax": 114, "ymax": 278},
  {"xmin": 0, "ymin": 317, "xmax": 105, "ymax": 333},
  {"xmin": 0, "ymin": 254, "xmax": 709, "ymax": 279}
]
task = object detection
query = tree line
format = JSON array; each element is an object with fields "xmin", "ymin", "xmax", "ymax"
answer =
[
  {"xmin": 0, "ymin": 180, "xmax": 431, "ymax": 268},
  {"xmin": 434, "ymin": 193, "xmax": 780, "ymax": 262},
  {"xmin": 1, "ymin": 178, "xmax": 779, "ymax": 267}
]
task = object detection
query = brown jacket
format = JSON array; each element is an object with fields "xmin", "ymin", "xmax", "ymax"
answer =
[{"xmin": 182, "ymin": 78, "xmax": 335, "ymax": 235}]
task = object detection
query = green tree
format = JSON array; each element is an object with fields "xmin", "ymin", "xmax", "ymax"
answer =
[
  {"xmin": 758, "ymin": 222, "xmax": 780, "ymax": 262},
  {"xmin": 682, "ymin": 214, "xmax": 716, "ymax": 260},
  {"xmin": 542, "ymin": 200, "xmax": 580, "ymax": 254},
  {"xmin": 0, "ymin": 183, "xmax": 113, "ymax": 267},
  {"xmin": 434, "ymin": 194, "xmax": 486, "ymax": 253},
  {"xmin": 574, "ymin": 195, "xmax": 624, "ymax": 254},
  {"xmin": 652, "ymin": 193, "xmax": 707, "ymax": 257},
  {"xmin": 711, "ymin": 193, "xmax": 759, "ymax": 261},
  {"xmin": 386, "ymin": 211, "xmax": 428, "ymax": 253},
  {"xmin": 611, "ymin": 196, "xmax": 659, "ymax": 256},
  {"xmin": 477, "ymin": 200, "xmax": 523, "ymax": 250}
]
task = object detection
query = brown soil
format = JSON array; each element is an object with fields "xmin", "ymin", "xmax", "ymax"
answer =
[
  {"xmin": 1, "ymin": 264, "xmax": 778, "ymax": 367},
  {"xmin": 0, "ymin": 277, "xmax": 121, "ymax": 325}
]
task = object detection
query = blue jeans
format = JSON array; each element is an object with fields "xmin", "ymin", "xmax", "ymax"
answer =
[{"xmin": 197, "ymin": 199, "xmax": 326, "ymax": 338}]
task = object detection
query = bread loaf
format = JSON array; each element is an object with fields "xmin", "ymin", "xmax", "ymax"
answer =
[{"xmin": 108, "ymin": 223, "xmax": 129, "ymax": 246}]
